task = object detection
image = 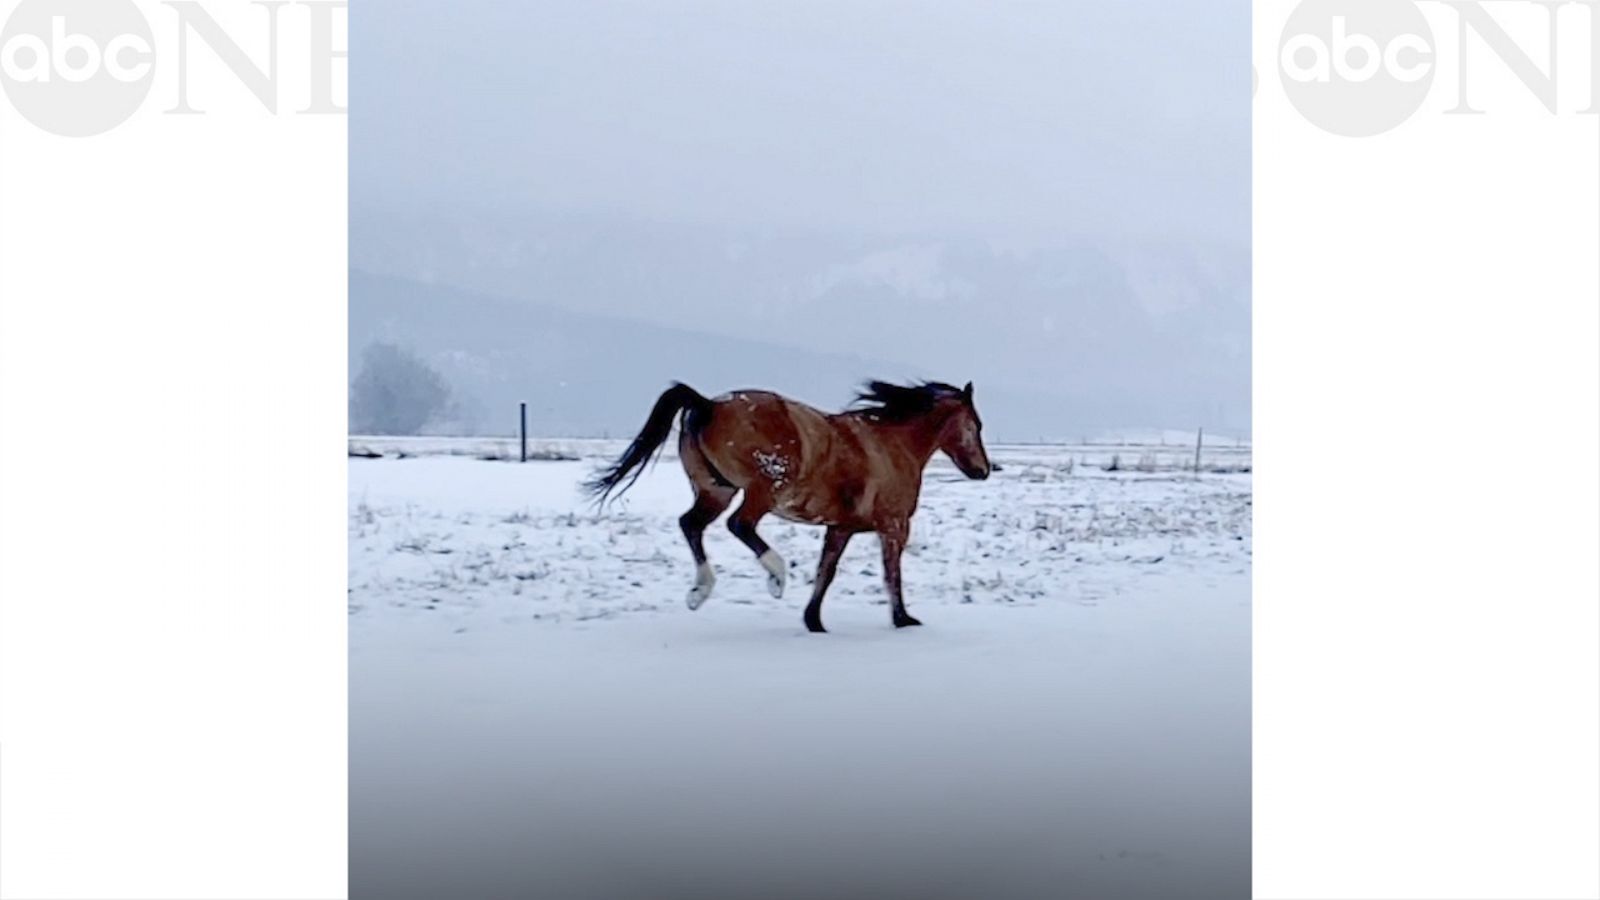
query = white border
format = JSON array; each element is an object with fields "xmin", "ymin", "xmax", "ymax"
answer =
[
  {"xmin": 1255, "ymin": 1, "xmax": 1600, "ymax": 897},
  {"xmin": 0, "ymin": 2, "xmax": 347, "ymax": 898}
]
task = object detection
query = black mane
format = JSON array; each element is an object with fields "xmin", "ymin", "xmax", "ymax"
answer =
[{"xmin": 849, "ymin": 380, "xmax": 964, "ymax": 422}]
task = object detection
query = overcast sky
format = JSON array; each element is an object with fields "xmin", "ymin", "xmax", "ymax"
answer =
[
  {"xmin": 351, "ymin": 2, "xmax": 1251, "ymax": 435},
  {"xmin": 354, "ymin": 1, "xmax": 1248, "ymax": 242}
]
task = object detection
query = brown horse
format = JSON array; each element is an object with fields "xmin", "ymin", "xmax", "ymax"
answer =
[{"xmin": 584, "ymin": 380, "xmax": 994, "ymax": 631}]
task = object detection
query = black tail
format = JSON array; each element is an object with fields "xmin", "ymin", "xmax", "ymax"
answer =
[{"xmin": 583, "ymin": 383, "xmax": 714, "ymax": 504}]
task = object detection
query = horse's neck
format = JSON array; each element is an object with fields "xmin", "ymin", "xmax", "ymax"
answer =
[{"xmin": 867, "ymin": 418, "xmax": 942, "ymax": 469}]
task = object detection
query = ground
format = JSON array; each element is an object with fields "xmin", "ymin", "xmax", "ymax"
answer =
[{"xmin": 349, "ymin": 441, "xmax": 1252, "ymax": 899}]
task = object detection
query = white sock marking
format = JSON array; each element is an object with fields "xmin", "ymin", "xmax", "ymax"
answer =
[
  {"xmin": 759, "ymin": 550, "xmax": 786, "ymax": 598},
  {"xmin": 686, "ymin": 562, "xmax": 715, "ymax": 610}
]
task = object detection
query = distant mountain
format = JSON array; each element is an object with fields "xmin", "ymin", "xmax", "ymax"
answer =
[
  {"xmin": 350, "ymin": 271, "xmax": 1198, "ymax": 441},
  {"xmin": 351, "ymin": 206, "xmax": 1250, "ymax": 437}
]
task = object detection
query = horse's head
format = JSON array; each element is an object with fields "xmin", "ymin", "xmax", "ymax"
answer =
[
  {"xmin": 853, "ymin": 379, "xmax": 996, "ymax": 480},
  {"xmin": 937, "ymin": 382, "xmax": 992, "ymax": 480}
]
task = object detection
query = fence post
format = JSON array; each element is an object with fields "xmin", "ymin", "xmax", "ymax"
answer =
[
  {"xmin": 520, "ymin": 402, "xmax": 528, "ymax": 463},
  {"xmin": 1193, "ymin": 427, "xmax": 1203, "ymax": 476}
]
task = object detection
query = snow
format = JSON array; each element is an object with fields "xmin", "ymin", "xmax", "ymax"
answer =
[
  {"xmin": 350, "ymin": 445, "xmax": 1251, "ymax": 899},
  {"xmin": 348, "ymin": 434, "xmax": 1253, "ymax": 473}
]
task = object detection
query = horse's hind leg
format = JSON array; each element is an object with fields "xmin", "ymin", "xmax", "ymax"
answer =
[
  {"xmin": 727, "ymin": 490, "xmax": 786, "ymax": 598},
  {"xmin": 680, "ymin": 486, "xmax": 735, "ymax": 610}
]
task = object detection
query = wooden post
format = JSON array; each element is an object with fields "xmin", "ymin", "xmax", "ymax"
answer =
[
  {"xmin": 520, "ymin": 402, "xmax": 528, "ymax": 463},
  {"xmin": 1193, "ymin": 427, "xmax": 1203, "ymax": 476}
]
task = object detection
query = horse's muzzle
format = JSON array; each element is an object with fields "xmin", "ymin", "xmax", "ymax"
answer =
[{"xmin": 961, "ymin": 461, "xmax": 996, "ymax": 480}]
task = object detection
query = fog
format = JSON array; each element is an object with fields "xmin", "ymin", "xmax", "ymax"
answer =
[{"xmin": 351, "ymin": 2, "xmax": 1250, "ymax": 435}]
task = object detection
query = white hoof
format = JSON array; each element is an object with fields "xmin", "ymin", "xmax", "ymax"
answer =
[
  {"xmin": 759, "ymin": 550, "xmax": 786, "ymax": 598},
  {"xmin": 686, "ymin": 563, "xmax": 715, "ymax": 610}
]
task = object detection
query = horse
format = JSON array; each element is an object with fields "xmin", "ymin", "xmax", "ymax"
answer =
[{"xmin": 583, "ymin": 380, "xmax": 995, "ymax": 632}]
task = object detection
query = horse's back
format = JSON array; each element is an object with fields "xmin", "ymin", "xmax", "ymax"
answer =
[{"xmin": 687, "ymin": 390, "xmax": 834, "ymax": 491}]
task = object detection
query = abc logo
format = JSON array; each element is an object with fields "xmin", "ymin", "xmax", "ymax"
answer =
[
  {"xmin": 0, "ymin": 0, "xmax": 155, "ymax": 137},
  {"xmin": 3, "ymin": 17, "xmax": 152, "ymax": 84},
  {"xmin": 1279, "ymin": 0, "xmax": 1436, "ymax": 136}
]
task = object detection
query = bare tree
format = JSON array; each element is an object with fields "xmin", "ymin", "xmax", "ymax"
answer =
[{"xmin": 350, "ymin": 342, "xmax": 451, "ymax": 435}]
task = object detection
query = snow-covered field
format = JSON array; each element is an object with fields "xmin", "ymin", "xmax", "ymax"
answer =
[
  {"xmin": 348, "ymin": 433, "xmax": 1253, "ymax": 473},
  {"xmin": 350, "ymin": 443, "xmax": 1251, "ymax": 899}
]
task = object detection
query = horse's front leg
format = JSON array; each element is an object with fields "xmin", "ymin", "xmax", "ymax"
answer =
[
  {"xmin": 803, "ymin": 526, "xmax": 853, "ymax": 633},
  {"xmin": 879, "ymin": 520, "xmax": 920, "ymax": 628}
]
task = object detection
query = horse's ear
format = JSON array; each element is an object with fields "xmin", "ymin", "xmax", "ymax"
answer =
[{"xmin": 962, "ymin": 381, "xmax": 974, "ymax": 402}]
